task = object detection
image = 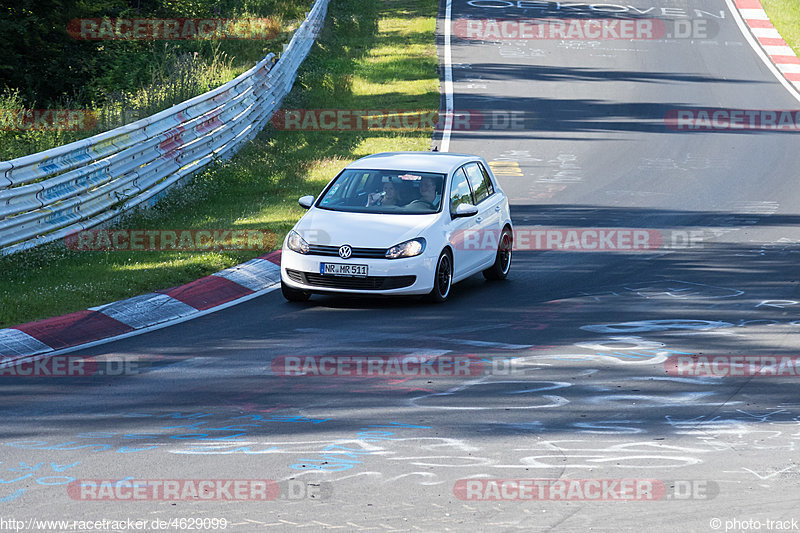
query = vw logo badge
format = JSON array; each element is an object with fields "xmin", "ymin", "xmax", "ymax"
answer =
[{"xmin": 338, "ymin": 245, "xmax": 352, "ymax": 259}]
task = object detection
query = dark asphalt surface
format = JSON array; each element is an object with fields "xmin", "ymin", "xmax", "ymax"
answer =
[{"xmin": 3, "ymin": 0, "xmax": 800, "ymax": 531}]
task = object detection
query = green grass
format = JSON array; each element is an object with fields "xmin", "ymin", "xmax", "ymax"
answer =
[
  {"xmin": 0, "ymin": 1, "xmax": 312, "ymax": 161},
  {"xmin": 762, "ymin": 0, "xmax": 800, "ymax": 53},
  {"xmin": 0, "ymin": 0, "xmax": 440, "ymax": 328}
]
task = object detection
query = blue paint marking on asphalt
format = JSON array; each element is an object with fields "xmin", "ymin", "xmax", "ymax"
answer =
[
  {"xmin": 0, "ymin": 488, "xmax": 26, "ymax": 502},
  {"xmin": 0, "ymin": 460, "xmax": 82, "ymax": 501},
  {"xmin": 0, "ymin": 410, "xmax": 337, "ymax": 497}
]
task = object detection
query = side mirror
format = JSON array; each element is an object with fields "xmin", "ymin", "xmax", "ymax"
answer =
[
  {"xmin": 298, "ymin": 195, "xmax": 314, "ymax": 209},
  {"xmin": 453, "ymin": 203, "xmax": 479, "ymax": 218}
]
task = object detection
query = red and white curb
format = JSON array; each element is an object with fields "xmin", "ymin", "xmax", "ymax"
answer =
[
  {"xmin": 731, "ymin": 0, "xmax": 800, "ymax": 94},
  {"xmin": 3, "ymin": 3, "xmax": 795, "ymax": 366},
  {"xmin": 0, "ymin": 250, "xmax": 282, "ymax": 365}
]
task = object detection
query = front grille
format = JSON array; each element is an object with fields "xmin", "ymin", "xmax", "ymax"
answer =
[
  {"xmin": 306, "ymin": 244, "xmax": 387, "ymax": 259},
  {"xmin": 286, "ymin": 269, "xmax": 416, "ymax": 291}
]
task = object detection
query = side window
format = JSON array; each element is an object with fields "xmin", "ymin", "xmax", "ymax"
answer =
[
  {"xmin": 450, "ymin": 168, "xmax": 474, "ymax": 215},
  {"xmin": 464, "ymin": 162, "xmax": 490, "ymax": 204},
  {"xmin": 477, "ymin": 162, "xmax": 495, "ymax": 197}
]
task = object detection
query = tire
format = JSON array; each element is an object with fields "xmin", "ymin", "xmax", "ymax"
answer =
[
  {"xmin": 281, "ymin": 280, "xmax": 311, "ymax": 302},
  {"xmin": 428, "ymin": 250, "xmax": 453, "ymax": 303},
  {"xmin": 483, "ymin": 227, "xmax": 512, "ymax": 280}
]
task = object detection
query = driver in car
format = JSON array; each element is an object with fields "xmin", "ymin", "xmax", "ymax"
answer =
[{"xmin": 407, "ymin": 176, "xmax": 438, "ymax": 209}]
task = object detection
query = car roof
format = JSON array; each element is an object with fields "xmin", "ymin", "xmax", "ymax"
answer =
[{"xmin": 346, "ymin": 152, "xmax": 483, "ymax": 175}]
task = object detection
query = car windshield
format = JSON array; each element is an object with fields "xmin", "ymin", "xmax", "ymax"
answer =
[{"xmin": 316, "ymin": 169, "xmax": 445, "ymax": 214}]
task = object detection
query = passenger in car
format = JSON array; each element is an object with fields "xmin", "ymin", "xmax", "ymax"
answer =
[
  {"xmin": 381, "ymin": 180, "xmax": 402, "ymax": 206},
  {"xmin": 367, "ymin": 178, "xmax": 403, "ymax": 207}
]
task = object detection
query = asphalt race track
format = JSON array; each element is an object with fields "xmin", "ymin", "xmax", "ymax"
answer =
[{"xmin": 3, "ymin": 0, "xmax": 800, "ymax": 530}]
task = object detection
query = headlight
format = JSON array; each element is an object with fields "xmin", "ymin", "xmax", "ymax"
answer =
[
  {"xmin": 286, "ymin": 230, "xmax": 309, "ymax": 254},
  {"xmin": 385, "ymin": 238, "xmax": 426, "ymax": 259}
]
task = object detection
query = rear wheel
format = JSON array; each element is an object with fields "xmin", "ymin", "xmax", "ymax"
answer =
[
  {"xmin": 281, "ymin": 280, "xmax": 311, "ymax": 302},
  {"xmin": 483, "ymin": 227, "xmax": 512, "ymax": 280},
  {"xmin": 428, "ymin": 250, "xmax": 453, "ymax": 303}
]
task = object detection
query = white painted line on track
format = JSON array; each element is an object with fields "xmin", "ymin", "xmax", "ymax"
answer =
[{"xmin": 441, "ymin": 0, "xmax": 454, "ymax": 152}]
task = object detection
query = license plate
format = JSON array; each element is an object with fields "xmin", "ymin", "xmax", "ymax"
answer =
[{"xmin": 320, "ymin": 263, "xmax": 368, "ymax": 277}]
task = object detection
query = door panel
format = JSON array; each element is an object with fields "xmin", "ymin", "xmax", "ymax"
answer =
[{"xmin": 463, "ymin": 162, "xmax": 502, "ymax": 269}]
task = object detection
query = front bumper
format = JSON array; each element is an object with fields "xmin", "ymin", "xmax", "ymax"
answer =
[{"xmin": 280, "ymin": 248, "xmax": 436, "ymax": 295}]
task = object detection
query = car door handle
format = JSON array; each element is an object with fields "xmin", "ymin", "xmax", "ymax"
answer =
[
  {"xmin": 495, "ymin": 206, "xmax": 501, "ymax": 212},
  {"xmin": 476, "ymin": 217, "xmax": 483, "ymax": 223}
]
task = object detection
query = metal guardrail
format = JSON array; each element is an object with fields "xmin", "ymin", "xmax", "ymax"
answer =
[{"xmin": 0, "ymin": 0, "xmax": 328, "ymax": 255}]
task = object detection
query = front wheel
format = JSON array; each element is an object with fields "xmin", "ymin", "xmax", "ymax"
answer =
[
  {"xmin": 281, "ymin": 280, "xmax": 311, "ymax": 302},
  {"xmin": 428, "ymin": 250, "xmax": 453, "ymax": 303},
  {"xmin": 483, "ymin": 227, "xmax": 512, "ymax": 280}
]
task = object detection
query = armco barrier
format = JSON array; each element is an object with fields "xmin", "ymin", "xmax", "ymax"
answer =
[{"xmin": 0, "ymin": 0, "xmax": 328, "ymax": 255}]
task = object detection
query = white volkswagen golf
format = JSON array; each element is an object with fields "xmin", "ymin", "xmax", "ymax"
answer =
[{"xmin": 280, "ymin": 152, "xmax": 513, "ymax": 303}]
